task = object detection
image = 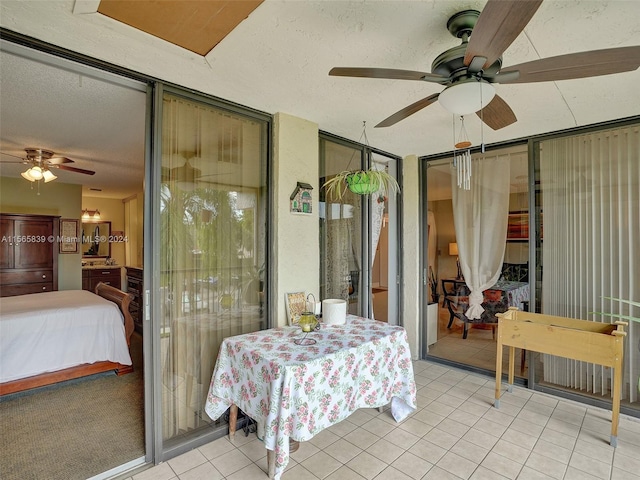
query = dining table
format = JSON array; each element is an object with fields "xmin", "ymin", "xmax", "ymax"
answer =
[
  {"xmin": 443, "ymin": 279, "xmax": 530, "ymax": 339},
  {"xmin": 204, "ymin": 315, "xmax": 417, "ymax": 479}
]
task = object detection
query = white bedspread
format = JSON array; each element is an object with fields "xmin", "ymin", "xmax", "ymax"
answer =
[{"xmin": 0, "ymin": 290, "xmax": 132, "ymax": 383}]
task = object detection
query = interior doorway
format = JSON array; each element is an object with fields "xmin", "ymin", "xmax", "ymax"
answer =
[{"xmin": 0, "ymin": 41, "xmax": 147, "ymax": 479}]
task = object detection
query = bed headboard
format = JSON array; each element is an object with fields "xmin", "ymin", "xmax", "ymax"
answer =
[{"xmin": 94, "ymin": 282, "xmax": 135, "ymax": 345}]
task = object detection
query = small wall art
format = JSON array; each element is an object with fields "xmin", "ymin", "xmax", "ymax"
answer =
[
  {"xmin": 290, "ymin": 182, "xmax": 313, "ymax": 214},
  {"xmin": 59, "ymin": 218, "xmax": 79, "ymax": 254}
]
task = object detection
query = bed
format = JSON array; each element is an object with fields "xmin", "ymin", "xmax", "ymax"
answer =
[{"xmin": 0, "ymin": 282, "xmax": 135, "ymax": 396}]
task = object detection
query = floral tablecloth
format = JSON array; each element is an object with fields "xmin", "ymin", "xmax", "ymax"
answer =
[{"xmin": 204, "ymin": 315, "xmax": 417, "ymax": 479}]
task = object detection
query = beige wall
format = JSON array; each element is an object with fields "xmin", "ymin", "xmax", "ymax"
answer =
[
  {"xmin": 401, "ymin": 155, "xmax": 420, "ymax": 359},
  {"xmin": 273, "ymin": 112, "xmax": 320, "ymax": 326},
  {"xmin": 123, "ymin": 193, "xmax": 144, "ymax": 268},
  {"xmin": 0, "ymin": 177, "xmax": 82, "ymax": 290}
]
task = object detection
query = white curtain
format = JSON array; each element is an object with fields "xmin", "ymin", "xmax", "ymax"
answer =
[
  {"xmin": 541, "ymin": 125, "xmax": 639, "ymax": 403},
  {"xmin": 451, "ymin": 154, "xmax": 511, "ymax": 319}
]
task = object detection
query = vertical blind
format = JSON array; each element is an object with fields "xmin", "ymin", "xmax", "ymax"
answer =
[{"xmin": 540, "ymin": 125, "xmax": 639, "ymax": 404}]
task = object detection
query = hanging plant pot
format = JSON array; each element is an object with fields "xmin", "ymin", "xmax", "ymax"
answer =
[
  {"xmin": 323, "ymin": 169, "xmax": 400, "ymax": 200},
  {"xmin": 346, "ymin": 171, "xmax": 380, "ymax": 194}
]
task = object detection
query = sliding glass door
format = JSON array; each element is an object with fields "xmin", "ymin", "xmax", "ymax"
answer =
[
  {"xmin": 319, "ymin": 135, "xmax": 401, "ymax": 323},
  {"xmin": 319, "ymin": 137, "xmax": 364, "ymax": 317},
  {"xmin": 154, "ymin": 89, "xmax": 269, "ymax": 448},
  {"xmin": 422, "ymin": 146, "xmax": 530, "ymax": 373},
  {"xmin": 535, "ymin": 124, "xmax": 639, "ymax": 411}
]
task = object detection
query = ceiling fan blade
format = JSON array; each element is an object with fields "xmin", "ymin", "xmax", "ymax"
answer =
[
  {"xmin": 54, "ymin": 164, "xmax": 96, "ymax": 175},
  {"xmin": 475, "ymin": 95, "xmax": 517, "ymax": 130},
  {"xmin": 0, "ymin": 151, "xmax": 26, "ymax": 160},
  {"xmin": 375, "ymin": 93, "xmax": 440, "ymax": 128},
  {"xmin": 498, "ymin": 46, "xmax": 640, "ymax": 83},
  {"xmin": 329, "ymin": 67, "xmax": 448, "ymax": 84},
  {"xmin": 464, "ymin": 0, "xmax": 543, "ymax": 71},
  {"xmin": 47, "ymin": 156, "xmax": 74, "ymax": 165}
]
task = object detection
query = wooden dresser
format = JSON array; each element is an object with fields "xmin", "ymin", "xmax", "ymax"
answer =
[
  {"xmin": 82, "ymin": 266, "xmax": 121, "ymax": 292},
  {"xmin": 0, "ymin": 213, "xmax": 59, "ymax": 297},
  {"xmin": 125, "ymin": 266, "xmax": 143, "ymax": 334}
]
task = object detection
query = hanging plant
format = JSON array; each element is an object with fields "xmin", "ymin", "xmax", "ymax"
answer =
[
  {"xmin": 323, "ymin": 168, "xmax": 400, "ymax": 200},
  {"xmin": 322, "ymin": 121, "xmax": 400, "ymax": 201}
]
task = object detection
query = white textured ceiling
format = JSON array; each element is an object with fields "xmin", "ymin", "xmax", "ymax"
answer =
[
  {"xmin": 0, "ymin": 46, "xmax": 146, "ymax": 198},
  {"xmin": 1, "ymin": 0, "xmax": 639, "ymax": 198}
]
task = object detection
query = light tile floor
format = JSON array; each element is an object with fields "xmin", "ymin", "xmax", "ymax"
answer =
[{"xmin": 125, "ymin": 360, "xmax": 640, "ymax": 480}]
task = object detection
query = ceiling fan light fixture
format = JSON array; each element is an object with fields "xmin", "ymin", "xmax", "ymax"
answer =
[
  {"xmin": 27, "ymin": 165, "xmax": 44, "ymax": 180},
  {"xmin": 21, "ymin": 169, "xmax": 36, "ymax": 182},
  {"xmin": 438, "ymin": 79, "xmax": 495, "ymax": 115},
  {"xmin": 42, "ymin": 169, "xmax": 57, "ymax": 183}
]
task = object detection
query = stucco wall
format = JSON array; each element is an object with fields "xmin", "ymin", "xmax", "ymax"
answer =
[
  {"xmin": 401, "ymin": 155, "xmax": 420, "ymax": 359},
  {"xmin": 273, "ymin": 113, "xmax": 320, "ymax": 326}
]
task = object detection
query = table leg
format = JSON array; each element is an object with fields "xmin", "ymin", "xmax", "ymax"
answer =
[
  {"xmin": 229, "ymin": 404, "xmax": 238, "ymax": 441},
  {"xmin": 267, "ymin": 449, "xmax": 275, "ymax": 479}
]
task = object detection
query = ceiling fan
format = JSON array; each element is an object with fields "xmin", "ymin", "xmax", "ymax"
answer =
[
  {"xmin": 161, "ymin": 153, "xmax": 231, "ymax": 189},
  {"xmin": 0, "ymin": 147, "xmax": 96, "ymax": 182},
  {"xmin": 329, "ymin": 0, "xmax": 640, "ymax": 130}
]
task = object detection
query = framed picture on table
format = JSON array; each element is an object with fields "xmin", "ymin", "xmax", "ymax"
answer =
[{"xmin": 285, "ymin": 292, "xmax": 306, "ymax": 326}]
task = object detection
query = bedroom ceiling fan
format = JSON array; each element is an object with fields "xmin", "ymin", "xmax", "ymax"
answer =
[
  {"xmin": 329, "ymin": 0, "xmax": 640, "ymax": 130},
  {"xmin": 0, "ymin": 147, "xmax": 96, "ymax": 183}
]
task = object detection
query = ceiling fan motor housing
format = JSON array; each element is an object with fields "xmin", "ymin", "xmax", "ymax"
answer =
[
  {"xmin": 432, "ymin": 10, "xmax": 502, "ymax": 80},
  {"xmin": 25, "ymin": 148, "xmax": 55, "ymax": 162},
  {"xmin": 446, "ymin": 10, "xmax": 480, "ymax": 38}
]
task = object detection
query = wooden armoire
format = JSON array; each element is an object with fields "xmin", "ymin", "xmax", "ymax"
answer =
[{"xmin": 0, "ymin": 213, "xmax": 59, "ymax": 297}]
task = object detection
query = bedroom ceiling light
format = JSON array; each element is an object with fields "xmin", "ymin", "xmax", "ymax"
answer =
[
  {"xmin": 21, "ymin": 165, "xmax": 57, "ymax": 183},
  {"xmin": 42, "ymin": 170, "xmax": 57, "ymax": 183},
  {"xmin": 21, "ymin": 165, "xmax": 43, "ymax": 181}
]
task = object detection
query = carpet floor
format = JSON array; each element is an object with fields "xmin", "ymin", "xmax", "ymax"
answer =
[{"xmin": 0, "ymin": 333, "xmax": 144, "ymax": 480}]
